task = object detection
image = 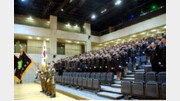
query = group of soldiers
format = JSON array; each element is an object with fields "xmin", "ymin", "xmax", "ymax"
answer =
[
  {"xmin": 37, "ymin": 63, "xmax": 56, "ymax": 98},
  {"xmin": 54, "ymin": 33, "xmax": 166, "ymax": 80}
]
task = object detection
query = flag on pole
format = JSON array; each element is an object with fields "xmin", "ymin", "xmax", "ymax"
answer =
[
  {"xmin": 41, "ymin": 41, "xmax": 47, "ymax": 71},
  {"xmin": 14, "ymin": 51, "xmax": 34, "ymax": 83}
]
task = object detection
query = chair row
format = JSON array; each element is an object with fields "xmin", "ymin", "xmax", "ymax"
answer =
[
  {"xmin": 121, "ymin": 80, "xmax": 166, "ymax": 99},
  {"xmin": 135, "ymin": 72, "xmax": 166, "ymax": 83},
  {"xmin": 61, "ymin": 72, "xmax": 114, "ymax": 85},
  {"xmin": 55, "ymin": 76, "xmax": 100, "ymax": 93}
]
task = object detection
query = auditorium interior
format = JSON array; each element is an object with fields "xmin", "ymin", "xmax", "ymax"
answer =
[{"xmin": 14, "ymin": 0, "xmax": 166, "ymax": 100}]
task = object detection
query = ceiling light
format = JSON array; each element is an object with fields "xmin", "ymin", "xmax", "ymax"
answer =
[
  {"xmin": 66, "ymin": 40, "xmax": 72, "ymax": 43},
  {"xmin": 101, "ymin": 9, "xmax": 107, "ymax": 14},
  {"xmin": 21, "ymin": 0, "xmax": 25, "ymax": 2},
  {"xmin": 140, "ymin": 32, "xmax": 146, "ymax": 35},
  {"xmin": 131, "ymin": 35, "xmax": 137, "ymax": 37},
  {"xmin": 115, "ymin": 0, "xmax": 122, "ymax": 5},
  {"xmin": 27, "ymin": 16, "xmax": 34, "ymax": 22},
  {"xmin": 117, "ymin": 39, "xmax": 121, "ymax": 41},
  {"xmin": 163, "ymin": 26, "xmax": 166, "ymax": 29},
  {"xmin": 91, "ymin": 14, "xmax": 96, "ymax": 19},
  {"xmin": 151, "ymin": 29, "xmax": 157, "ymax": 32},
  {"xmin": 76, "ymin": 41, "xmax": 80, "ymax": 44},
  {"xmin": 99, "ymin": 44, "xmax": 102, "ymax": 46},
  {"xmin": 69, "ymin": 0, "xmax": 73, "ymax": 3},
  {"xmin": 36, "ymin": 37, "xmax": 40, "ymax": 40},
  {"xmin": 61, "ymin": 9, "xmax": 64, "ymax": 11},
  {"xmin": 66, "ymin": 23, "xmax": 71, "ymax": 27},
  {"xmin": 46, "ymin": 38, "xmax": 49, "ymax": 41},
  {"xmin": 28, "ymin": 36, "xmax": 32, "ymax": 39},
  {"xmin": 47, "ymin": 21, "xmax": 50, "ymax": 24},
  {"xmin": 74, "ymin": 24, "xmax": 78, "ymax": 28},
  {"xmin": 105, "ymin": 42, "xmax": 109, "ymax": 44}
]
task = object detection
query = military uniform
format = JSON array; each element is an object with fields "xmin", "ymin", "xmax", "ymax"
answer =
[{"xmin": 49, "ymin": 67, "xmax": 56, "ymax": 97}]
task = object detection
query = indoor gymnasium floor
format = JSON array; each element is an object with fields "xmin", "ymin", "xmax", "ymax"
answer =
[{"xmin": 14, "ymin": 83, "xmax": 76, "ymax": 100}]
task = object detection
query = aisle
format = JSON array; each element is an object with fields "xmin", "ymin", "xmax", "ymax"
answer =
[{"xmin": 14, "ymin": 83, "xmax": 76, "ymax": 100}]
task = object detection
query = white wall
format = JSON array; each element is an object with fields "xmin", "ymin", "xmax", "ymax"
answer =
[{"xmin": 100, "ymin": 14, "xmax": 166, "ymax": 42}]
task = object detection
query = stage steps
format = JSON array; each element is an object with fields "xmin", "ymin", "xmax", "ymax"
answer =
[
  {"xmin": 97, "ymin": 91, "xmax": 124, "ymax": 99},
  {"xmin": 100, "ymin": 85, "xmax": 121, "ymax": 94},
  {"xmin": 134, "ymin": 69, "xmax": 145, "ymax": 72},
  {"xmin": 111, "ymin": 84, "xmax": 121, "ymax": 88},
  {"xmin": 96, "ymin": 68, "xmax": 145, "ymax": 100}
]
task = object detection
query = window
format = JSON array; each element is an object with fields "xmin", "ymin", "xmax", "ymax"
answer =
[{"xmin": 57, "ymin": 43, "xmax": 65, "ymax": 55}]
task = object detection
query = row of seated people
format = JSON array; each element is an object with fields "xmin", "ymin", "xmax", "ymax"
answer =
[
  {"xmin": 54, "ymin": 72, "xmax": 114, "ymax": 93},
  {"xmin": 121, "ymin": 71, "xmax": 166, "ymax": 99},
  {"xmin": 54, "ymin": 33, "xmax": 166, "ymax": 80}
]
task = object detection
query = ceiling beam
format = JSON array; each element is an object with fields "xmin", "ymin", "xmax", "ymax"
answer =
[
  {"xmin": 42, "ymin": 0, "xmax": 55, "ymax": 17},
  {"xmin": 54, "ymin": 0, "xmax": 70, "ymax": 15}
]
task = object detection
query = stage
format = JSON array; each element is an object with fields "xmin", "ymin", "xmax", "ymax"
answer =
[{"xmin": 14, "ymin": 83, "xmax": 76, "ymax": 100}]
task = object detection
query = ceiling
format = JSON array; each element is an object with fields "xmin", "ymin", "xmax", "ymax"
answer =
[{"xmin": 14, "ymin": 0, "xmax": 166, "ymax": 36}]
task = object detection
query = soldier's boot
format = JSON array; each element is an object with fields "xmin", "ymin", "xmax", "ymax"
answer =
[{"xmin": 50, "ymin": 84, "xmax": 56, "ymax": 98}]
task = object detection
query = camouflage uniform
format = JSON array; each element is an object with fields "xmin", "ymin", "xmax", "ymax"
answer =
[
  {"xmin": 46, "ymin": 69, "xmax": 51, "ymax": 95},
  {"xmin": 49, "ymin": 67, "xmax": 56, "ymax": 97}
]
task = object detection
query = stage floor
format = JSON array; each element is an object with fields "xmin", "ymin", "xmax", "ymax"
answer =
[{"xmin": 14, "ymin": 83, "xmax": 76, "ymax": 100}]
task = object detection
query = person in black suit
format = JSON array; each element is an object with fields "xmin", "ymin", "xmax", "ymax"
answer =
[
  {"xmin": 131, "ymin": 45, "xmax": 137, "ymax": 71},
  {"xmin": 120, "ymin": 48, "xmax": 128, "ymax": 76},
  {"xmin": 145, "ymin": 42, "xmax": 161, "ymax": 73},
  {"xmin": 114, "ymin": 51, "xmax": 122, "ymax": 80}
]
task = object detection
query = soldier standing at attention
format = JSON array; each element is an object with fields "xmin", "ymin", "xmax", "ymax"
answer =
[
  {"xmin": 40, "ymin": 71, "xmax": 44, "ymax": 93},
  {"xmin": 48, "ymin": 64, "xmax": 56, "ymax": 98},
  {"xmin": 46, "ymin": 65, "xmax": 51, "ymax": 96}
]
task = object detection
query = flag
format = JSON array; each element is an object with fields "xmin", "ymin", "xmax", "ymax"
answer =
[
  {"xmin": 41, "ymin": 41, "xmax": 47, "ymax": 71},
  {"xmin": 14, "ymin": 55, "xmax": 19, "ymax": 73},
  {"xmin": 14, "ymin": 51, "xmax": 34, "ymax": 83}
]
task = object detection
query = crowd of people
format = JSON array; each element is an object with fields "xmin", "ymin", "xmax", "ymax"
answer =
[{"xmin": 54, "ymin": 33, "xmax": 166, "ymax": 80}]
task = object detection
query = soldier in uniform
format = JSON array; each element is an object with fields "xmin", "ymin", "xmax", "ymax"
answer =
[
  {"xmin": 46, "ymin": 65, "xmax": 51, "ymax": 96},
  {"xmin": 40, "ymin": 71, "xmax": 44, "ymax": 93},
  {"xmin": 48, "ymin": 64, "xmax": 56, "ymax": 98}
]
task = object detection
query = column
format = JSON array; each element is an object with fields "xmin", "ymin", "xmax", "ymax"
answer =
[
  {"xmin": 49, "ymin": 15, "xmax": 57, "ymax": 55},
  {"xmin": 84, "ymin": 23, "xmax": 92, "ymax": 52}
]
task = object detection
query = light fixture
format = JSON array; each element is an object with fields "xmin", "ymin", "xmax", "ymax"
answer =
[
  {"xmin": 163, "ymin": 26, "xmax": 166, "ymax": 29},
  {"xmin": 131, "ymin": 35, "xmax": 137, "ymax": 37},
  {"xmin": 27, "ymin": 16, "xmax": 34, "ymax": 22},
  {"xmin": 61, "ymin": 9, "xmax": 64, "ymax": 11},
  {"xmin": 74, "ymin": 24, "xmax": 78, "ymax": 28},
  {"xmin": 101, "ymin": 9, "xmax": 107, "ymax": 14},
  {"xmin": 115, "ymin": 0, "xmax": 122, "ymax": 5},
  {"xmin": 105, "ymin": 42, "xmax": 109, "ymax": 44},
  {"xmin": 117, "ymin": 39, "xmax": 121, "ymax": 41},
  {"xmin": 99, "ymin": 44, "xmax": 102, "ymax": 46},
  {"xmin": 69, "ymin": 0, "xmax": 73, "ymax": 3},
  {"xmin": 36, "ymin": 37, "xmax": 41, "ymax": 40},
  {"xmin": 28, "ymin": 36, "xmax": 32, "ymax": 39},
  {"xmin": 76, "ymin": 41, "xmax": 80, "ymax": 44},
  {"xmin": 66, "ymin": 40, "xmax": 72, "ymax": 43},
  {"xmin": 47, "ymin": 21, "xmax": 50, "ymax": 24},
  {"xmin": 140, "ymin": 32, "xmax": 146, "ymax": 35},
  {"xmin": 21, "ymin": 0, "xmax": 25, "ymax": 2},
  {"xmin": 46, "ymin": 38, "xmax": 49, "ymax": 41},
  {"xmin": 151, "ymin": 29, "xmax": 157, "ymax": 32},
  {"xmin": 91, "ymin": 14, "xmax": 96, "ymax": 19},
  {"xmin": 66, "ymin": 23, "xmax": 71, "ymax": 27}
]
